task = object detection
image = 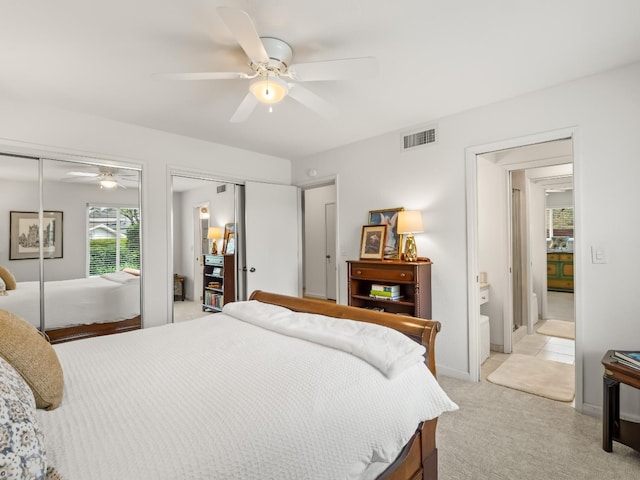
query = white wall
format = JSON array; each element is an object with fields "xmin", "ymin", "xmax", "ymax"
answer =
[
  {"xmin": 477, "ymin": 157, "xmax": 508, "ymax": 351},
  {"xmin": 0, "ymin": 98, "xmax": 291, "ymax": 329},
  {"xmin": 546, "ymin": 191, "xmax": 574, "ymax": 209},
  {"xmin": 528, "ymin": 180, "xmax": 546, "ymax": 322},
  {"xmin": 303, "ymin": 184, "xmax": 336, "ymax": 298},
  {"xmin": 292, "ymin": 61, "xmax": 640, "ymax": 418}
]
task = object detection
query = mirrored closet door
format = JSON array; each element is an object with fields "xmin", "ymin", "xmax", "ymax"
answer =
[
  {"xmin": 0, "ymin": 154, "xmax": 142, "ymax": 343},
  {"xmin": 171, "ymin": 175, "xmax": 239, "ymax": 323}
]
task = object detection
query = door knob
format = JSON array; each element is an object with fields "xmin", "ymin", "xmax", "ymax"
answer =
[{"xmin": 249, "ymin": 267, "xmax": 256, "ymax": 272}]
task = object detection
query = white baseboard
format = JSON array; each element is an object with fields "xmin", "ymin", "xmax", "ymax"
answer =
[
  {"xmin": 437, "ymin": 365, "xmax": 471, "ymax": 381},
  {"xmin": 580, "ymin": 402, "xmax": 640, "ymax": 423},
  {"xmin": 303, "ymin": 292, "xmax": 326, "ymax": 300}
]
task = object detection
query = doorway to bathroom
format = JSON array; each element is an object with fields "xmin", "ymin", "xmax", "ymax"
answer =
[{"xmin": 466, "ymin": 130, "xmax": 580, "ymax": 409}]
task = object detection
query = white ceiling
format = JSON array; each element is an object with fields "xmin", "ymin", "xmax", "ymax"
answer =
[{"xmin": 1, "ymin": 1, "xmax": 639, "ymax": 160}]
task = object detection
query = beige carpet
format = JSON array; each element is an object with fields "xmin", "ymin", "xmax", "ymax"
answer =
[
  {"xmin": 536, "ymin": 318, "xmax": 575, "ymax": 339},
  {"xmin": 437, "ymin": 376, "xmax": 640, "ymax": 480},
  {"xmin": 487, "ymin": 353, "xmax": 575, "ymax": 402}
]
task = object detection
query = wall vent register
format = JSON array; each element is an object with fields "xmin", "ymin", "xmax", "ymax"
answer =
[{"xmin": 403, "ymin": 127, "xmax": 436, "ymax": 150}]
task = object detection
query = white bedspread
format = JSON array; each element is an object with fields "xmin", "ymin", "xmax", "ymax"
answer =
[
  {"xmin": 223, "ymin": 300, "xmax": 427, "ymax": 378},
  {"xmin": 37, "ymin": 305, "xmax": 457, "ymax": 480},
  {"xmin": 0, "ymin": 276, "xmax": 140, "ymax": 330}
]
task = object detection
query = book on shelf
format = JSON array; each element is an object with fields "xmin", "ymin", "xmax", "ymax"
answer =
[
  {"xmin": 369, "ymin": 293, "xmax": 403, "ymax": 301},
  {"xmin": 371, "ymin": 284, "xmax": 400, "ymax": 294},
  {"xmin": 613, "ymin": 351, "xmax": 640, "ymax": 369},
  {"xmin": 369, "ymin": 289, "xmax": 401, "ymax": 297}
]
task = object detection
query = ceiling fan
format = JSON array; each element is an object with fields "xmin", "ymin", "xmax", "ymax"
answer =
[
  {"xmin": 161, "ymin": 7, "xmax": 378, "ymax": 122},
  {"xmin": 63, "ymin": 166, "xmax": 137, "ymax": 189}
]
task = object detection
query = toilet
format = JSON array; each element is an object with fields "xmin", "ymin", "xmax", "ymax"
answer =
[
  {"xmin": 530, "ymin": 292, "xmax": 539, "ymax": 325},
  {"xmin": 480, "ymin": 314, "xmax": 490, "ymax": 364}
]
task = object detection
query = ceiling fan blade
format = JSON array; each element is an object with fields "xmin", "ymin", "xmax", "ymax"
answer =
[
  {"xmin": 217, "ymin": 7, "xmax": 269, "ymax": 64},
  {"xmin": 66, "ymin": 171, "xmax": 99, "ymax": 178},
  {"xmin": 287, "ymin": 84, "xmax": 336, "ymax": 118},
  {"xmin": 288, "ymin": 57, "xmax": 378, "ymax": 82},
  {"xmin": 230, "ymin": 93, "xmax": 259, "ymax": 123},
  {"xmin": 61, "ymin": 176, "xmax": 95, "ymax": 184},
  {"xmin": 156, "ymin": 72, "xmax": 251, "ymax": 80}
]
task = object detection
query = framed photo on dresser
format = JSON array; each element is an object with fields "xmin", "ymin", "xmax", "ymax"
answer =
[{"xmin": 359, "ymin": 224, "xmax": 386, "ymax": 260}]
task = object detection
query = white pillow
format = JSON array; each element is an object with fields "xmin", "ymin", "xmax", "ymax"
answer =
[{"xmin": 100, "ymin": 271, "xmax": 139, "ymax": 284}]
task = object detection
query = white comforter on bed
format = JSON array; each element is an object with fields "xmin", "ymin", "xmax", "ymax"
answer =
[
  {"xmin": 0, "ymin": 275, "xmax": 140, "ymax": 330},
  {"xmin": 37, "ymin": 301, "xmax": 457, "ymax": 480}
]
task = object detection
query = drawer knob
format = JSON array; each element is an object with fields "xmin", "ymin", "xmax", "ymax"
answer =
[
  {"xmin": 400, "ymin": 273, "xmax": 406, "ymax": 277},
  {"xmin": 356, "ymin": 270, "xmax": 362, "ymax": 275}
]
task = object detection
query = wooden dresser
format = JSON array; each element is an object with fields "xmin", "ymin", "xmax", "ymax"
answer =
[
  {"xmin": 347, "ymin": 259, "xmax": 432, "ymax": 319},
  {"xmin": 547, "ymin": 252, "xmax": 573, "ymax": 292}
]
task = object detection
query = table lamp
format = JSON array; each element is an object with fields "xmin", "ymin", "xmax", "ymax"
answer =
[
  {"xmin": 397, "ymin": 210, "xmax": 423, "ymax": 262},
  {"xmin": 207, "ymin": 227, "xmax": 223, "ymax": 254}
]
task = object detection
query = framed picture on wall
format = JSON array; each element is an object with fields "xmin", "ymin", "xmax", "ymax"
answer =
[
  {"xmin": 368, "ymin": 207, "xmax": 404, "ymax": 259},
  {"xmin": 359, "ymin": 224, "xmax": 386, "ymax": 260},
  {"xmin": 223, "ymin": 233, "xmax": 235, "ymax": 255},
  {"xmin": 10, "ymin": 211, "xmax": 63, "ymax": 260},
  {"xmin": 222, "ymin": 223, "xmax": 235, "ymax": 254}
]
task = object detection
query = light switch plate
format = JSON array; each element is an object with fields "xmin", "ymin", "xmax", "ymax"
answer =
[{"xmin": 591, "ymin": 245, "xmax": 607, "ymax": 264}]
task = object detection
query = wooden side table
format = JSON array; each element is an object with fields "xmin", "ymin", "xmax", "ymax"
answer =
[
  {"xmin": 601, "ymin": 350, "xmax": 640, "ymax": 453},
  {"xmin": 173, "ymin": 275, "xmax": 185, "ymax": 301}
]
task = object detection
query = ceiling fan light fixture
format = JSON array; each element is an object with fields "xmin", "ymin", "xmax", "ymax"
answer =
[
  {"xmin": 250, "ymin": 75, "xmax": 288, "ymax": 104},
  {"xmin": 100, "ymin": 174, "xmax": 118, "ymax": 189}
]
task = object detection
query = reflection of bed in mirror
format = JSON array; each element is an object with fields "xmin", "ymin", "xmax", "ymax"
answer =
[{"xmin": 0, "ymin": 271, "xmax": 141, "ymax": 344}]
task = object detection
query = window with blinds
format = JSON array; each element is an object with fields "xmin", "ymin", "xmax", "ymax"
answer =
[{"xmin": 88, "ymin": 206, "xmax": 140, "ymax": 275}]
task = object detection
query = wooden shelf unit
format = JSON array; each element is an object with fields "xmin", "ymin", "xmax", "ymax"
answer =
[
  {"xmin": 203, "ymin": 254, "xmax": 235, "ymax": 312},
  {"xmin": 347, "ymin": 259, "xmax": 432, "ymax": 319}
]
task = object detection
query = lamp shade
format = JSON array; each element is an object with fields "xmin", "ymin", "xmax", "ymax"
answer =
[
  {"xmin": 250, "ymin": 76, "xmax": 288, "ymax": 104},
  {"xmin": 207, "ymin": 227, "xmax": 223, "ymax": 240},
  {"xmin": 397, "ymin": 210, "xmax": 423, "ymax": 234}
]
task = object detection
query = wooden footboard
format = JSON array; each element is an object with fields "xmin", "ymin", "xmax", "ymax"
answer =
[
  {"xmin": 45, "ymin": 315, "xmax": 141, "ymax": 344},
  {"xmin": 249, "ymin": 291, "xmax": 441, "ymax": 480}
]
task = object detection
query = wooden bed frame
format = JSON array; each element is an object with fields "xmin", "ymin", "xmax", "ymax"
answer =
[
  {"xmin": 249, "ymin": 290, "xmax": 442, "ymax": 480},
  {"xmin": 45, "ymin": 315, "xmax": 141, "ymax": 344}
]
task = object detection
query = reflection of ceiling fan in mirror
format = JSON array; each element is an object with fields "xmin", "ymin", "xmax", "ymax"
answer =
[
  {"xmin": 63, "ymin": 166, "xmax": 138, "ymax": 189},
  {"xmin": 160, "ymin": 7, "xmax": 378, "ymax": 122}
]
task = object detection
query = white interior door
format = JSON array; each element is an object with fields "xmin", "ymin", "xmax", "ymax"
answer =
[
  {"xmin": 245, "ymin": 181, "xmax": 300, "ymax": 297},
  {"xmin": 325, "ymin": 202, "xmax": 337, "ymax": 300}
]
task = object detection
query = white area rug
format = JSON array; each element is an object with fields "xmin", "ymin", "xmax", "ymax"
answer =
[
  {"xmin": 487, "ymin": 354, "xmax": 575, "ymax": 402},
  {"xmin": 536, "ymin": 319, "xmax": 575, "ymax": 340}
]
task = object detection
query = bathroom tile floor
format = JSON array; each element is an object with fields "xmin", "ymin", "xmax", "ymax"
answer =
[{"xmin": 481, "ymin": 292, "xmax": 575, "ymax": 382}]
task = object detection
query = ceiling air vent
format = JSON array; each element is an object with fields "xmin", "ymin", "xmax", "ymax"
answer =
[
  {"xmin": 402, "ymin": 127, "xmax": 437, "ymax": 151},
  {"xmin": 217, "ymin": 184, "xmax": 226, "ymax": 194}
]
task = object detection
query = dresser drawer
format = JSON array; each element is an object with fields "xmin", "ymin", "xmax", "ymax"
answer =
[
  {"xmin": 350, "ymin": 266, "xmax": 415, "ymax": 282},
  {"xmin": 547, "ymin": 253, "xmax": 560, "ymax": 261},
  {"xmin": 548, "ymin": 279, "xmax": 573, "ymax": 289},
  {"xmin": 562, "ymin": 263, "xmax": 573, "ymax": 277},
  {"xmin": 559, "ymin": 253, "xmax": 573, "ymax": 262}
]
